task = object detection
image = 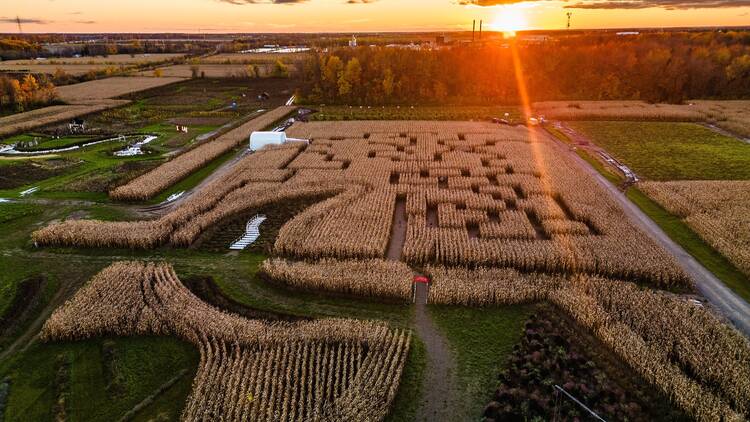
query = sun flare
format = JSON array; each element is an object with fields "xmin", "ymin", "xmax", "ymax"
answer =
[{"xmin": 489, "ymin": 6, "xmax": 528, "ymax": 36}]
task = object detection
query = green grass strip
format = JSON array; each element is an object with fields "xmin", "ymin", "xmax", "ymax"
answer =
[{"xmin": 626, "ymin": 187, "xmax": 750, "ymax": 301}]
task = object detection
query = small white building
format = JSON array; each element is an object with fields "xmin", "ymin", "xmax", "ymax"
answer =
[{"xmin": 249, "ymin": 131, "xmax": 287, "ymax": 151}]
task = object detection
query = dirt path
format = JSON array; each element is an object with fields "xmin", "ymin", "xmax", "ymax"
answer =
[
  {"xmin": 536, "ymin": 127, "xmax": 750, "ymax": 337},
  {"xmin": 386, "ymin": 197, "xmax": 407, "ymax": 260},
  {"xmin": 413, "ymin": 282, "xmax": 459, "ymax": 421},
  {"xmin": 702, "ymin": 123, "xmax": 750, "ymax": 145}
]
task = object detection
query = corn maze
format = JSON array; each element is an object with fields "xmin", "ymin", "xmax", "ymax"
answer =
[
  {"xmin": 42, "ymin": 262, "xmax": 410, "ymax": 421},
  {"xmin": 34, "ymin": 120, "xmax": 750, "ymax": 420},
  {"xmin": 35, "ymin": 121, "xmax": 688, "ymax": 287}
]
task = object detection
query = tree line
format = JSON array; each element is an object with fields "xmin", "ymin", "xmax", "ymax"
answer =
[
  {"xmin": 0, "ymin": 74, "xmax": 58, "ymax": 114},
  {"xmin": 299, "ymin": 31, "xmax": 750, "ymax": 104}
]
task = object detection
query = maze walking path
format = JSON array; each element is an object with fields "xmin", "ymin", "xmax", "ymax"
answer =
[{"xmin": 413, "ymin": 281, "xmax": 460, "ymax": 421}]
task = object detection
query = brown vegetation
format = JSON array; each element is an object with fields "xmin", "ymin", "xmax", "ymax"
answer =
[
  {"xmin": 55, "ymin": 76, "xmax": 185, "ymax": 103},
  {"xmin": 109, "ymin": 105, "xmax": 296, "ymax": 201},
  {"xmin": 532, "ymin": 101, "xmax": 707, "ymax": 122},
  {"xmin": 426, "ymin": 266, "xmax": 750, "ymax": 421},
  {"xmin": 35, "ymin": 121, "xmax": 688, "ymax": 288},
  {"xmin": 42, "ymin": 261, "xmax": 411, "ymax": 421},
  {"xmin": 640, "ymin": 180, "xmax": 750, "ymax": 276},
  {"xmin": 262, "ymin": 258, "xmax": 413, "ymax": 300}
]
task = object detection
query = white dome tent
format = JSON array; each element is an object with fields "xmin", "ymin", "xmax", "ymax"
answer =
[{"xmin": 249, "ymin": 131, "xmax": 308, "ymax": 151}]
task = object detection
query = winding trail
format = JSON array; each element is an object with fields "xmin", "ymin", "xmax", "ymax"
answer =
[{"xmin": 538, "ymin": 125, "xmax": 750, "ymax": 337}]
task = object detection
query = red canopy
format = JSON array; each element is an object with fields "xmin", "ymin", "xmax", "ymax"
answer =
[{"xmin": 413, "ymin": 275, "xmax": 430, "ymax": 284}]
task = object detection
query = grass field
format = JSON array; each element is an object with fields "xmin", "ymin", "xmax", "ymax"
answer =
[
  {"xmin": 430, "ymin": 305, "xmax": 532, "ymax": 420},
  {"xmin": 1, "ymin": 336, "xmax": 198, "ymax": 422},
  {"xmin": 567, "ymin": 121, "xmax": 750, "ymax": 180}
]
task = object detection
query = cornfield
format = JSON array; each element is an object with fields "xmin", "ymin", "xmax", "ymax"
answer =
[
  {"xmin": 41, "ymin": 261, "xmax": 411, "ymax": 421},
  {"xmin": 262, "ymin": 258, "xmax": 413, "ymax": 300},
  {"xmin": 532, "ymin": 101, "xmax": 708, "ymax": 122},
  {"xmin": 55, "ymin": 76, "xmax": 185, "ymax": 103},
  {"xmin": 639, "ymin": 180, "xmax": 750, "ymax": 277},
  {"xmin": 35, "ymin": 121, "xmax": 690, "ymax": 288},
  {"xmin": 109, "ymin": 105, "xmax": 297, "ymax": 201},
  {"xmin": 426, "ymin": 265, "xmax": 750, "ymax": 421}
]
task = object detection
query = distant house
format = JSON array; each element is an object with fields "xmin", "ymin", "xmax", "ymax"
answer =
[
  {"xmin": 68, "ymin": 118, "xmax": 86, "ymax": 134},
  {"xmin": 349, "ymin": 35, "xmax": 358, "ymax": 48}
]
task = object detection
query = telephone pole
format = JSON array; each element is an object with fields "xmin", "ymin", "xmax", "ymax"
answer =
[{"xmin": 566, "ymin": 12, "xmax": 573, "ymax": 30}]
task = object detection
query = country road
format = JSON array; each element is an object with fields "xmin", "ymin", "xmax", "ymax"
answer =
[{"xmin": 537, "ymin": 126, "xmax": 750, "ymax": 337}]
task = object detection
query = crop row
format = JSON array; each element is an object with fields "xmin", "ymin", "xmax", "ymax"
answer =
[
  {"xmin": 109, "ymin": 105, "xmax": 296, "ymax": 201},
  {"xmin": 262, "ymin": 258, "xmax": 413, "ymax": 300},
  {"xmin": 41, "ymin": 261, "xmax": 410, "ymax": 421},
  {"xmin": 34, "ymin": 121, "xmax": 689, "ymax": 287},
  {"xmin": 426, "ymin": 265, "xmax": 750, "ymax": 421},
  {"xmin": 639, "ymin": 180, "xmax": 750, "ymax": 277}
]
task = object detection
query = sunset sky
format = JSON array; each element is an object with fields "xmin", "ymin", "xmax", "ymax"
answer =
[{"xmin": 1, "ymin": 0, "xmax": 749, "ymax": 33}]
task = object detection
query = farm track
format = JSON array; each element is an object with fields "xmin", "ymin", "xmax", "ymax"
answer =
[
  {"xmin": 537, "ymin": 127, "xmax": 750, "ymax": 336},
  {"xmin": 413, "ymin": 282, "xmax": 460, "ymax": 422},
  {"xmin": 702, "ymin": 123, "xmax": 750, "ymax": 145}
]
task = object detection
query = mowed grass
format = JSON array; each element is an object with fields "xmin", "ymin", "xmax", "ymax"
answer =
[
  {"xmin": 627, "ymin": 187, "xmax": 750, "ymax": 302},
  {"xmin": 2, "ymin": 336, "xmax": 198, "ymax": 422},
  {"xmin": 567, "ymin": 121, "xmax": 750, "ymax": 180},
  {"xmin": 429, "ymin": 304, "xmax": 532, "ymax": 420}
]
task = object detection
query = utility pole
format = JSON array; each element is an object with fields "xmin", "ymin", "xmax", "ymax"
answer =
[
  {"xmin": 479, "ymin": 20, "xmax": 483, "ymax": 40},
  {"xmin": 472, "ymin": 20, "xmax": 476, "ymax": 42},
  {"xmin": 16, "ymin": 16, "xmax": 23, "ymax": 34},
  {"xmin": 566, "ymin": 12, "xmax": 573, "ymax": 30}
]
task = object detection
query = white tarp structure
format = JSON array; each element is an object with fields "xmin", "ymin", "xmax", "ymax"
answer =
[
  {"xmin": 249, "ymin": 131, "xmax": 287, "ymax": 151},
  {"xmin": 249, "ymin": 131, "xmax": 308, "ymax": 151}
]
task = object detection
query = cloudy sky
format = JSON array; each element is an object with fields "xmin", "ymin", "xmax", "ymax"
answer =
[{"xmin": 2, "ymin": 0, "xmax": 749, "ymax": 33}]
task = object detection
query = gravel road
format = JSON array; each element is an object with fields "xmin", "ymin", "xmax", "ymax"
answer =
[{"xmin": 537, "ymin": 126, "xmax": 750, "ymax": 337}]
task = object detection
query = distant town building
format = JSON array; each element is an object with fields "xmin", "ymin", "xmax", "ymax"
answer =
[
  {"xmin": 617, "ymin": 31, "xmax": 640, "ymax": 36},
  {"xmin": 349, "ymin": 35, "xmax": 358, "ymax": 48},
  {"xmin": 436, "ymin": 35, "xmax": 452, "ymax": 45}
]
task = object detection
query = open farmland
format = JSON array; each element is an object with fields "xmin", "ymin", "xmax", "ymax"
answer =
[
  {"xmin": 533, "ymin": 100, "xmax": 708, "ymax": 122},
  {"xmin": 138, "ymin": 63, "xmax": 295, "ymax": 78},
  {"xmin": 109, "ymin": 105, "xmax": 296, "ymax": 200},
  {"xmin": 55, "ymin": 76, "xmax": 186, "ymax": 103},
  {"xmin": 640, "ymin": 180, "xmax": 750, "ymax": 277},
  {"xmin": 0, "ymin": 101, "xmax": 126, "ymax": 138},
  {"xmin": 565, "ymin": 121, "xmax": 750, "ymax": 180},
  {"xmin": 27, "ymin": 119, "xmax": 750, "ymax": 420},
  {"xmin": 0, "ymin": 78, "xmax": 295, "ymax": 203},
  {"xmin": 0, "ymin": 76, "xmax": 185, "ymax": 138},
  {"xmin": 0, "ymin": 54, "xmax": 185, "ymax": 76},
  {"xmin": 200, "ymin": 52, "xmax": 310, "ymax": 64}
]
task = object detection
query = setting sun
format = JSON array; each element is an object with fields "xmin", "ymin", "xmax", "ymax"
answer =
[{"xmin": 489, "ymin": 6, "xmax": 528, "ymax": 36}]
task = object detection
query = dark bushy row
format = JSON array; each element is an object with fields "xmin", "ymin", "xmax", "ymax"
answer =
[{"xmin": 483, "ymin": 308, "xmax": 686, "ymax": 422}]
